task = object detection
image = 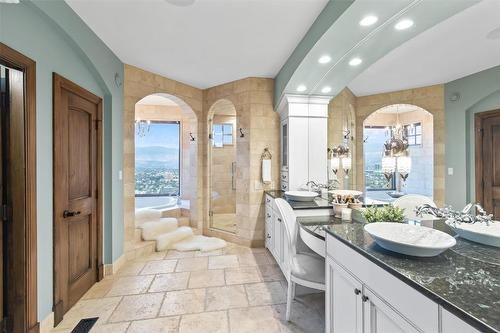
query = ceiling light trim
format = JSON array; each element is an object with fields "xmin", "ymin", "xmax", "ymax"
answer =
[{"xmin": 309, "ymin": 0, "xmax": 423, "ymax": 94}]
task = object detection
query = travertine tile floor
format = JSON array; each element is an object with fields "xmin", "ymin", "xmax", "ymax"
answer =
[{"xmin": 51, "ymin": 243, "xmax": 325, "ymax": 333}]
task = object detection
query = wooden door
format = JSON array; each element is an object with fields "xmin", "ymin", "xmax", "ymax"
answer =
[
  {"xmin": 53, "ymin": 74, "xmax": 102, "ymax": 324},
  {"xmin": 475, "ymin": 110, "xmax": 500, "ymax": 219}
]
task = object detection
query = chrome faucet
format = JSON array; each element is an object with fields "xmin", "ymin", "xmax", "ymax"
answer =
[{"xmin": 415, "ymin": 203, "xmax": 493, "ymax": 226}]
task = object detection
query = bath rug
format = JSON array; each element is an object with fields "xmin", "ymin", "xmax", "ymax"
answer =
[
  {"xmin": 138, "ymin": 218, "xmax": 178, "ymax": 240},
  {"xmin": 135, "ymin": 208, "xmax": 161, "ymax": 226},
  {"xmin": 155, "ymin": 226, "xmax": 193, "ymax": 251},
  {"xmin": 174, "ymin": 235, "xmax": 227, "ymax": 252}
]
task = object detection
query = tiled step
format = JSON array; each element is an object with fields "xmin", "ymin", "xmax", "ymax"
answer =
[{"xmin": 124, "ymin": 240, "xmax": 155, "ymax": 261}]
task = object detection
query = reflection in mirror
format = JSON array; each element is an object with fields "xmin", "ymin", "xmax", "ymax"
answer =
[
  {"xmin": 328, "ymin": 89, "xmax": 356, "ymax": 190},
  {"xmin": 363, "ymin": 104, "xmax": 433, "ymax": 202}
]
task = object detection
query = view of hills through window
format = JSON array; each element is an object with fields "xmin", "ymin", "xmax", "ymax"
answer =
[
  {"xmin": 364, "ymin": 127, "xmax": 395, "ymax": 191},
  {"xmin": 135, "ymin": 121, "xmax": 180, "ymax": 199}
]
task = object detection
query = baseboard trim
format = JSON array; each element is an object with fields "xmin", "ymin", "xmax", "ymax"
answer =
[
  {"xmin": 103, "ymin": 254, "xmax": 126, "ymax": 276},
  {"xmin": 39, "ymin": 312, "xmax": 54, "ymax": 333}
]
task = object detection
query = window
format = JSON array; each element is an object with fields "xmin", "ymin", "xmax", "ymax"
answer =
[
  {"xmin": 364, "ymin": 126, "xmax": 396, "ymax": 191},
  {"xmin": 135, "ymin": 121, "xmax": 180, "ymax": 201},
  {"xmin": 212, "ymin": 123, "xmax": 233, "ymax": 147},
  {"xmin": 404, "ymin": 122, "xmax": 422, "ymax": 146}
]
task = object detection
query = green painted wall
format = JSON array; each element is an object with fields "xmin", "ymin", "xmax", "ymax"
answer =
[
  {"xmin": 273, "ymin": 0, "xmax": 354, "ymax": 107},
  {"xmin": 0, "ymin": 0, "xmax": 124, "ymax": 321},
  {"xmin": 445, "ymin": 65, "xmax": 500, "ymax": 209}
]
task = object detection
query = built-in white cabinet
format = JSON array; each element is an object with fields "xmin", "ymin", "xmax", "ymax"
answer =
[
  {"xmin": 277, "ymin": 95, "xmax": 330, "ymax": 190},
  {"xmin": 326, "ymin": 233, "xmax": 484, "ymax": 333},
  {"xmin": 326, "ymin": 257, "xmax": 363, "ymax": 333},
  {"xmin": 440, "ymin": 308, "xmax": 481, "ymax": 333},
  {"xmin": 265, "ymin": 194, "xmax": 290, "ymax": 277}
]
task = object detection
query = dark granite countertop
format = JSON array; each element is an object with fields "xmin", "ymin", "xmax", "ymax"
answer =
[
  {"xmin": 297, "ymin": 216, "xmax": 500, "ymax": 333},
  {"xmin": 265, "ymin": 190, "xmax": 387, "ymax": 210}
]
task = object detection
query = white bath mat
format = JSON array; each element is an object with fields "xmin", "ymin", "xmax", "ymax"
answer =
[
  {"xmin": 155, "ymin": 226, "xmax": 193, "ymax": 251},
  {"xmin": 139, "ymin": 218, "xmax": 178, "ymax": 241},
  {"xmin": 173, "ymin": 235, "xmax": 227, "ymax": 252}
]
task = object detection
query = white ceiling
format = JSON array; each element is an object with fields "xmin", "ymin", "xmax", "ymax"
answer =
[
  {"xmin": 348, "ymin": 0, "xmax": 500, "ymax": 97},
  {"xmin": 66, "ymin": 0, "xmax": 328, "ymax": 89},
  {"xmin": 136, "ymin": 94, "xmax": 178, "ymax": 106}
]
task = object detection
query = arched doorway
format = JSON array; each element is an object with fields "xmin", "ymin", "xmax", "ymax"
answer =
[
  {"xmin": 134, "ymin": 93, "xmax": 198, "ymax": 222},
  {"xmin": 207, "ymin": 99, "xmax": 237, "ymax": 233},
  {"xmin": 363, "ymin": 104, "xmax": 434, "ymax": 202}
]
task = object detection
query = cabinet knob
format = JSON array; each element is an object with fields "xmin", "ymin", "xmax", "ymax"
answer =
[
  {"xmin": 266, "ymin": 234, "xmax": 271, "ymax": 239},
  {"xmin": 354, "ymin": 288, "xmax": 361, "ymax": 295},
  {"xmin": 362, "ymin": 295, "xmax": 369, "ymax": 302},
  {"xmin": 267, "ymin": 213, "xmax": 271, "ymax": 218},
  {"xmin": 266, "ymin": 199, "xmax": 270, "ymax": 203}
]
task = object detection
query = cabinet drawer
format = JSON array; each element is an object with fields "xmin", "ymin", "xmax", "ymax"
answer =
[{"xmin": 326, "ymin": 234, "xmax": 439, "ymax": 333}]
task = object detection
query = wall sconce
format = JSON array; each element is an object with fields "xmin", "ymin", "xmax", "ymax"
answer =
[
  {"xmin": 135, "ymin": 118, "xmax": 151, "ymax": 137},
  {"xmin": 239, "ymin": 128, "xmax": 245, "ymax": 138},
  {"xmin": 189, "ymin": 132, "xmax": 195, "ymax": 141},
  {"xmin": 329, "ymin": 145, "xmax": 351, "ymax": 186}
]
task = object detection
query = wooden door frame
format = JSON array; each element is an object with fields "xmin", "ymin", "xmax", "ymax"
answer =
[
  {"xmin": 52, "ymin": 74, "xmax": 103, "ymax": 324},
  {"xmin": 0, "ymin": 43, "xmax": 38, "ymax": 332},
  {"xmin": 474, "ymin": 109, "xmax": 500, "ymax": 205}
]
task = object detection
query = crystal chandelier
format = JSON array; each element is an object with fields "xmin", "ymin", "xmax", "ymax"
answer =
[
  {"xmin": 135, "ymin": 118, "xmax": 151, "ymax": 137},
  {"xmin": 380, "ymin": 105, "xmax": 412, "ymax": 193}
]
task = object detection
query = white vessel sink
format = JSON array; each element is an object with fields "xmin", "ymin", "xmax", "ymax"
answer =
[
  {"xmin": 364, "ymin": 222, "xmax": 456, "ymax": 257},
  {"xmin": 284, "ymin": 191, "xmax": 319, "ymax": 202},
  {"xmin": 447, "ymin": 221, "xmax": 500, "ymax": 248}
]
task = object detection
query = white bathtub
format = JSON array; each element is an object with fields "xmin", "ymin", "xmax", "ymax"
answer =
[{"xmin": 135, "ymin": 196, "xmax": 178, "ymax": 209}]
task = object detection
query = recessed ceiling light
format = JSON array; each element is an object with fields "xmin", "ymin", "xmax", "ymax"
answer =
[
  {"xmin": 297, "ymin": 85, "xmax": 307, "ymax": 92},
  {"xmin": 321, "ymin": 86, "xmax": 332, "ymax": 94},
  {"xmin": 395, "ymin": 19, "xmax": 414, "ymax": 30},
  {"xmin": 486, "ymin": 27, "xmax": 500, "ymax": 40},
  {"xmin": 349, "ymin": 58, "xmax": 362, "ymax": 66},
  {"xmin": 359, "ymin": 15, "xmax": 378, "ymax": 27},
  {"xmin": 318, "ymin": 55, "xmax": 332, "ymax": 64}
]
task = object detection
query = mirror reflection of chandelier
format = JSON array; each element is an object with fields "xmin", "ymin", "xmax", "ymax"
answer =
[
  {"xmin": 135, "ymin": 118, "xmax": 151, "ymax": 137},
  {"xmin": 381, "ymin": 105, "xmax": 412, "ymax": 194}
]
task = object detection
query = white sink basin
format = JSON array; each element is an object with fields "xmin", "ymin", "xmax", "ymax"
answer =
[
  {"xmin": 364, "ymin": 222, "xmax": 456, "ymax": 257},
  {"xmin": 284, "ymin": 191, "xmax": 319, "ymax": 202},
  {"xmin": 447, "ymin": 221, "xmax": 500, "ymax": 248}
]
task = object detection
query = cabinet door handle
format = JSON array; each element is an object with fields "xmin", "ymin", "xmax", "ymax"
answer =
[
  {"xmin": 266, "ymin": 213, "xmax": 271, "ymax": 218},
  {"xmin": 362, "ymin": 295, "xmax": 369, "ymax": 302},
  {"xmin": 354, "ymin": 288, "xmax": 361, "ymax": 295},
  {"xmin": 277, "ymin": 218, "xmax": 282, "ymax": 223},
  {"xmin": 266, "ymin": 199, "xmax": 270, "ymax": 203},
  {"xmin": 266, "ymin": 234, "xmax": 271, "ymax": 239}
]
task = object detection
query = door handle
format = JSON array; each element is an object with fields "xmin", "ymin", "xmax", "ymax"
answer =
[{"xmin": 63, "ymin": 210, "xmax": 81, "ymax": 218}]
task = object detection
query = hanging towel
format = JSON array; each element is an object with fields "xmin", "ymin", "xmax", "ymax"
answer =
[{"xmin": 262, "ymin": 159, "xmax": 272, "ymax": 184}]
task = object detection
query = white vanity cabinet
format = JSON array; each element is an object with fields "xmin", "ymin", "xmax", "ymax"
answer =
[
  {"xmin": 265, "ymin": 194, "xmax": 290, "ymax": 277},
  {"xmin": 326, "ymin": 233, "xmax": 439, "ymax": 333},
  {"xmin": 440, "ymin": 308, "xmax": 481, "ymax": 333},
  {"xmin": 326, "ymin": 233, "xmax": 486, "ymax": 333}
]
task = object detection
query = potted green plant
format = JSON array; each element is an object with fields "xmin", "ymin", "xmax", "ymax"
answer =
[{"xmin": 363, "ymin": 205, "xmax": 405, "ymax": 223}]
